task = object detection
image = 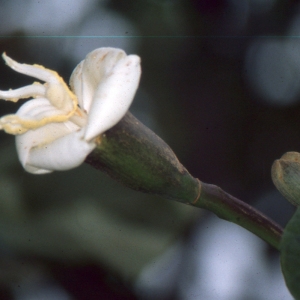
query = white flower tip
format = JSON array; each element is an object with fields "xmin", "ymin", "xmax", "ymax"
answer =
[
  {"xmin": 126, "ymin": 54, "xmax": 141, "ymax": 67},
  {"xmin": 2, "ymin": 52, "xmax": 7, "ymax": 61},
  {"xmin": 2, "ymin": 52, "xmax": 15, "ymax": 68}
]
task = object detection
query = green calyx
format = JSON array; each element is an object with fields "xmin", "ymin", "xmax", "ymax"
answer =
[{"xmin": 85, "ymin": 112, "xmax": 200, "ymax": 203}]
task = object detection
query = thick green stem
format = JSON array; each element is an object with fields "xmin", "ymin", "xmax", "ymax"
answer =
[{"xmin": 192, "ymin": 181, "xmax": 283, "ymax": 250}]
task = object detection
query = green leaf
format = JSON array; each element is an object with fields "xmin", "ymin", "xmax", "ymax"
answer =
[{"xmin": 280, "ymin": 206, "xmax": 300, "ymax": 299}]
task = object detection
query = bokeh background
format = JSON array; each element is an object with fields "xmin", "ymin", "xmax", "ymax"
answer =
[{"xmin": 0, "ymin": 0, "xmax": 298, "ymax": 299}]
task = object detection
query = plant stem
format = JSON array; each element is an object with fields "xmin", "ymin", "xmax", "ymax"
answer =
[
  {"xmin": 86, "ymin": 112, "xmax": 283, "ymax": 250},
  {"xmin": 191, "ymin": 180, "xmax": 283, "ymax": 250}
]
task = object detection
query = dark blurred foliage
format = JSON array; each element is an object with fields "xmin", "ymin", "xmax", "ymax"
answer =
[{"xmin": 51, "ymin": 262, "xmax": 138, "ymax": 300}]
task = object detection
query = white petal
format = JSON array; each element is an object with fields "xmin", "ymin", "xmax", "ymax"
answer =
[
  {"xmin": 69, "ymin": 60, "xmax": 84, "ymax": 108},
  {"xmin": 0, "ymin": 97, "xmax": 73, "ymax": 134},
  {"xmin": 69, "ymin": 48, "xmax": 126, "ymax": 112},
  {"xmin": 0, "ymin": 83, "xmax": 45, "ymax": 102},
  {"xmin": 3, "ymin": 53, "xmax": 60, "ymax": 84},
  {"xmin": 16, "ymin": 120, "xmax": 78, "ymax": 172},
  {"xmin": 18, "ymin": 130, "xmax": 95, "ymax": 174},
  {"xmin": 16, "ymin": 97, "xmax": 68, "ymax": 121},
  {"xmin": 15, "ymin": 98, "xmax": 81, "ymax": 173},
  {"xmin": 84, "ymin": 54, "xmax": 141, "ymax": 141}
]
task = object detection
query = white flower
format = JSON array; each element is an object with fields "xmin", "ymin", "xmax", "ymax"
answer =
[{"xmin": 0, "ymin": 48, "xmax": 141, "ymax": 174}]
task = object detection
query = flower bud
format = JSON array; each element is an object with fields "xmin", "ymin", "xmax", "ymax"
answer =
[
  {"xmin": 85, "ymin": 112, "xmax": 200, "ymax": 203},
  {"xmin": 271, "ymin": 151, "xmax": 300, "ymax": 206}
]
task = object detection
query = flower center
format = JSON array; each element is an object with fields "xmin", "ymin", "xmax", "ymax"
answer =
[{"xmin": 0, "ymin": 53, "xmax": 81, "ymax": 135}]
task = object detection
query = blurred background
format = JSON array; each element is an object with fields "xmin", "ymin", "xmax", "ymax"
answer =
[{"xmin": 0, "ymin": 0, "xmax": 298, "ymax": 299}]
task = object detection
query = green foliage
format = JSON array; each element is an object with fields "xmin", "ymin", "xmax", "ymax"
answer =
[{"xmin": 280, "ymin": 207, "xmax": 300, "ymax": 299}]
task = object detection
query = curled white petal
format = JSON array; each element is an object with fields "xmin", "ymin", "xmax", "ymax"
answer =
[
  {"xmin": 70, "ymin": 48, "xmax": 127, "ymax": 112},
  {"xmin": 15, "ymin": 98, "xmax": 82, "ymax": 173},
  {"xmin": 19, "ymin": 130, "xmax": 95, "ymax": 174},
  {"xmin": 16, "ymin": 119, "xmax": 79, "ymax": 169},
  {"xmin": 0, "ymin": 97, "xmax": 75, "ymax": 135},
  {"xmin": 3, "ymin": 53, "xmax": 77, "ymax": 113},
  {"xmin": 84, "ymin": 54, "xmax": 141, "ymax": 141},
  {"xmin": 16, "ymin": 97, "xmax": 69, "ymax": 121},
  {"xmin": 3, "ymin": 53, "xmax": 60, "ymax": 84},
  {"xmin": 0, "ymin": 83, "xmax": 45, "ymax": 102}
]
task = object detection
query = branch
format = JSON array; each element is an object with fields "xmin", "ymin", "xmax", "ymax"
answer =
[{"xmin": 192, "ymin": 181, "xmax": 283, "ymax": 250}]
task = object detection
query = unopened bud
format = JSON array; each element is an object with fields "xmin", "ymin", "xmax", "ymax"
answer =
[{"xmin": 271, "ymin": 152, "xmax": 300, "ymax": 206}]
